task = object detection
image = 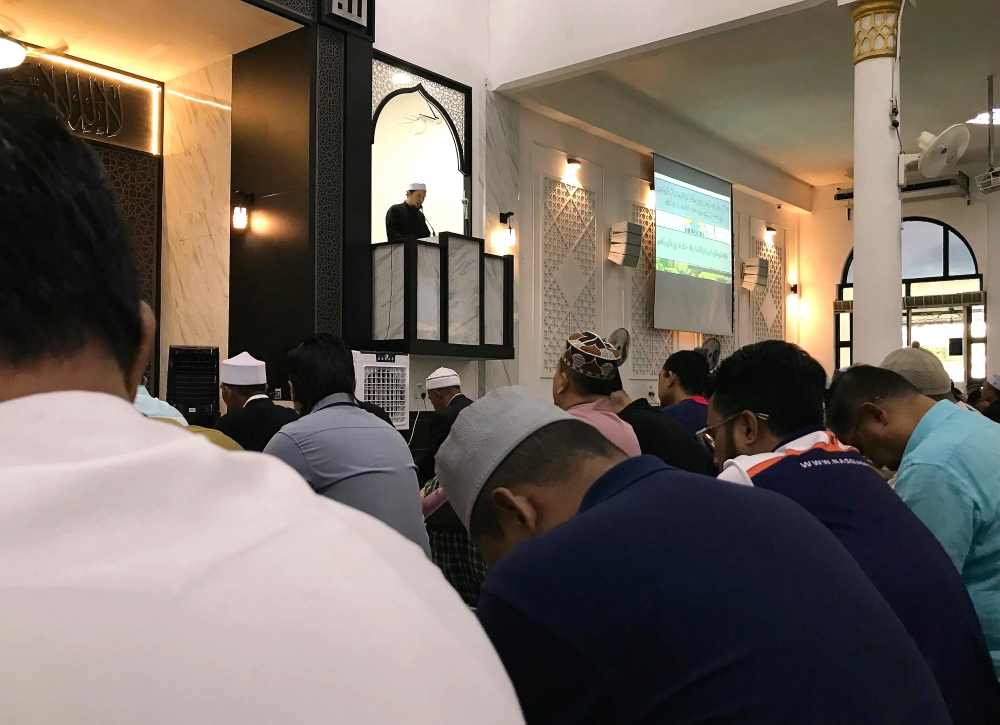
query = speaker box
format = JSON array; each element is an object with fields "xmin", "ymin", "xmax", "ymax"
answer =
[{"xmin": 166, "ymin": 346, "xmax": 219, "ymax": 427}]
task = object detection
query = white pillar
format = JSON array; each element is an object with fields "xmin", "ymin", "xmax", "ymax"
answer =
[{"xmin": 851, "ymin": 1, "xmax": 902, "ymax": 365}]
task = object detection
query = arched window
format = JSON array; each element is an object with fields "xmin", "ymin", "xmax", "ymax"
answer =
[{"xmin": 835, "ymin": 218, "xmax": 985, "ymax": 381}]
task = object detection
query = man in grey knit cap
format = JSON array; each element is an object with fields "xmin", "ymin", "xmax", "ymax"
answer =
[{"xmin": 436, "ymin": 386, "xmax": 951, "ymax": 725}]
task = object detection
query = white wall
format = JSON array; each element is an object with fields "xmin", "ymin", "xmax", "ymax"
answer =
[{"xmin": 488, "ymin": 0, "xmax": 823, "ymax": 90}]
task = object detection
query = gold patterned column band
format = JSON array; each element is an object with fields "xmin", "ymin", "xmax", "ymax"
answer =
[{"xmin": 852, "ymin": 0, "xmax": 901, "ymax": 64}]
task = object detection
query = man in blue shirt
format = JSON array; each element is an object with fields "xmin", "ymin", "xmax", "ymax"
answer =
[
  {"xmin": 658, "ymin": 350, "xmax": 710, "ymax": 436},
  {"xmin": 436, "ymin": 386, "xmax": 951, "ymax": 725},
  {"xmin": 708, "ymin": 341, "xmax": 1000, "ymax": 722},
  {"xmin": 830, "ymin": 365, "xmax": 1000, "ymax": 681}
]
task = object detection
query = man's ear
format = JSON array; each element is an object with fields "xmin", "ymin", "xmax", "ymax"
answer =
[
  {"xmin": 553, "ymin": 369, "xmax": 569, "ymax": 396},
  {"xmin": 492, "ymin": 487, "xmax": 540, "ymax": 536},
  {"xmin": 860, "ymin": 401, "xmax": 890, "ymax": 427},
  {"xmin": 125, "ymin": 301, "xmax": 156, "ymax": 402},
  {"xmin": 734, "ymin": 410, "xmax": 761, "ymax": 446}
]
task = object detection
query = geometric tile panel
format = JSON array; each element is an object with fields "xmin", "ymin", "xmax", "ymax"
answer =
[
  {"xmin": 630, "ymin": 204, "xmax": 675, "ymax": 377},
  {"xmin": 752, "ymin": 236, "xmax": 785, "ymax": 343},
  {"xmin": 373, "ymin": 59, "xmax": 467, "ymax": 160},
  {"xmin": 543, "ymin": 179, "xmax": 597, "ymax": 374}
]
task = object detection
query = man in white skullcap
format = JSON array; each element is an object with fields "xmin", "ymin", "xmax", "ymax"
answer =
[
  {"xmin": 214, "ymin": 351, "xmax": 298, "ymax": 452},
  {"xmin": 417, "ymin": 367, "xmax": 472, "ymax": 484},
  {"xmin": 385, "ymin": 182, "xmax": 431, "ymax": 242}
]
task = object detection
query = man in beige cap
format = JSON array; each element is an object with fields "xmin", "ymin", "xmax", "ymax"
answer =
[
  {"xmin": 435, "ymin": 386, "xmax": 951, "ymax": 725},
  {"xmin": 880, "ymin": 342, "xmax": 973, "ymax": 410},
  {"xmin": 552, "ymin": 331, "xmax": 640, "ymax": 457}
]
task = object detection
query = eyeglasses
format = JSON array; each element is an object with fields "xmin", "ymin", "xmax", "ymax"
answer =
[{"xmin": 695, "ymin": 411, "xmax": 770, "ymax": 457}]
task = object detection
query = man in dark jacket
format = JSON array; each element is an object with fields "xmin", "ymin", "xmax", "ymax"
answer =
[
  {"xmin": 417, "ymin": 367, "xmax": 472, "ymax": 484},
  {"xmin": 385, "ymin": 182, "xmax": 431, "ymax": 242},
  {"xmin": 215, "ymin": 352, "xmax": 298, "ymax": 452}
]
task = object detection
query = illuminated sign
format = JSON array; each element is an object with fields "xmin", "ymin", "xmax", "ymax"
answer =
[{"xmin": 0, "ymin": 47, "xmax": 161, "ymax": 155}]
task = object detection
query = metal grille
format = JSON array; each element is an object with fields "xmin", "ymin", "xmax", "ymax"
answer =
[{"xmin": 363, "ymin": 365, "xmax": 407, "ymax": 428}]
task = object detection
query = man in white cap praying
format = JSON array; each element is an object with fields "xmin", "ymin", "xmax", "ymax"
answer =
[
  {"xmin": 215, "ymin": 351, "xmax": 298, "ymax": 452},
  {"xmin": 385, "ymin": 182, "xmax": 431, "ymax": 242},
  {"xmin": 417, "ymin": 367, "xmax": 472, "ymax": 484}
]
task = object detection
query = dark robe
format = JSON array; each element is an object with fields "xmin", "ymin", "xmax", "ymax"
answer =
[
  {"xmin": 417, "ymin": 393, "xmax": 473, "ymax": 484},
  {"xmin": 215, "ymin": 397, "xmax": 300, "ymax": 453},
  {"xmin": 385, "ymin": 202, "xmax": 431, "ymax": 242}
]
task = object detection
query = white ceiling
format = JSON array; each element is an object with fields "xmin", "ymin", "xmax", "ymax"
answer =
[
  {"xmin": 531, "ymin": 0, "xmax": 1000, "ymax": 187},
  {"xmin": 0, "ymin": 0, "xmax": 301, "ymax": 82}
]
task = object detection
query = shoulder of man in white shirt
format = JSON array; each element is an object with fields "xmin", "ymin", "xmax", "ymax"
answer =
[{"xmin": 0, "ymin": 390, "xmax": 524, "ymax": 724}]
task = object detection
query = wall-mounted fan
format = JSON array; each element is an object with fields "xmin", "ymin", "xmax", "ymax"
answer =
[
  {"xmin": 695, "ymin": 337, "xmax": 723, "ymax": 371},
  {"xmin": 607, "ymin": 328, "xmax": 631, "ymax": 366},
  {"xmin": 898, "ymin": 124, "xmax": 970, "ymax": 186}
]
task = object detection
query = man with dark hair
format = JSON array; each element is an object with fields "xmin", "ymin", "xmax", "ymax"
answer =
[
  {"xmin": 264, "ymin": 334, "xmax": 430, "ymax": 554},
  {"xmin": 608, "ymin": 371, "xmax": 712, "ymax": 473},
  {"xmin": 552, "ymin": 331, "xmax": 640, "ymax": 456},
  {"xmin": 707, "ymin": 341, "xmax": 1000, "ymax": 723},
  {"xmin": 829, "ymin": 364, "xmax": 1000, "ymax": 680},
  {"xmin": 0, "ymin": 91, "xmax": 523, "ymax": 722},
  {"xmin": 214, "ymin": 352, "xmax": 298, "ymax": 452},
  {"xmin": 435, "ymin": 386, "xmax": 952, "ymax": 725},
  {"xmin": 658, "ymin": 349, "xmax": 711, "ymax": 436}
]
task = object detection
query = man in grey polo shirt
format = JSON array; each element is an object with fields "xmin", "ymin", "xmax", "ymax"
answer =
[{"xmin": 264, "ymin": 334, "xmax": 429, "ymax": 556}]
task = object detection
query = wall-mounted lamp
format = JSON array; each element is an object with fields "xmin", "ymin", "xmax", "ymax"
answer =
[
  {"xmin": 562, "ymin": 157, "xmax": 582, "ymax": 186},
  {"xmin": 232, "ymin": 191, "xmax": 255, "ymax": 230},
  {"xmin": 566, "ymin": 157, "xmax": 581, "ymax": 170},
  {"xmin": 492, "ymin": 211, "xmax": 516, "ymax": 253},
  {"xmin": 765, "ymin": 226, "xmax": 778, "ymax": 245},
  {"xmin": 0, "ymin": 31, "xmax": 26, "ymax": 69},
  {"xmin": 789, "ymin": 283, "xmax": 799, "ymax": 295}
]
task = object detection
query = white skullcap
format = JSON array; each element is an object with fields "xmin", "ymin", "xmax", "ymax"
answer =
[
  {"xmin": 407, "ymin": 182, "xmax": 427, "ymax": 191},
  {"xmin": 437, "ymin": 386, "xmax": 573, "ymax": 531},
  {"xmin": 221, "ymin": 351, "xmax": 267, "ymax": 386},
  {"xmin": 988, "ymin": 374, "xmax": 1000, "ymax": 390},
  {"xmin": 427, "ymin": 367, "xmax": 460, "ymax": 390}
]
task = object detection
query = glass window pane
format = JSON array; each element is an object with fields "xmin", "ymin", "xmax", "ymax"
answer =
[
  {"xmin": 972, "ymin": 306, "xmax": 986, "ymax": 339},
  {"xmin": 972, "ymin": 342, "xmax": 986, "ymax": 380},
  {"xmin": 846, "ymin": 260, "xmax": 853, "ymax": 283},
  {"xmin": 838, "ymin": 313, "xmax": 851, "ymax": 342},
  {"xmin": 949, "ymin": 232, "xmax": 977, "ymax": 276},
  {"xmin": 902, "ymin": 220, "xmax": 944, "ymax": 279},
  {"xmin": 839, "ymin": 347, "xmax": 852, "ymax": 369},
  {"xmin": 909, "ymin": 279, "xmax": 981, "ymax": 296},
  {"xmin": 909, "ymin": 307, "xmax": 965, "ymax": 383},
  {"xmin": 841, "ymin": 286, "xmax": 854, "ymax": 301}
]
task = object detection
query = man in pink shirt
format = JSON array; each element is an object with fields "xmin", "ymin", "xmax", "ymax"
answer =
[{"xmin": 552, "ymin": 331, "xmax": 641, "ymax": 457}]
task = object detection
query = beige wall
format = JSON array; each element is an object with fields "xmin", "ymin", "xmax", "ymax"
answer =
[{"xmin": 159, "ymin": 58, "xmax": 232, "ymax": 397}]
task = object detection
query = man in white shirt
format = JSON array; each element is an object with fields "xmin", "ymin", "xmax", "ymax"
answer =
[{"xmin": 0, "ymin": 90, "xmax": 523, "ymax": 723}]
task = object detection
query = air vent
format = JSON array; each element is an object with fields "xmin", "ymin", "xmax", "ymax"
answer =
[{"xmin": 326, "ymin": 0, "xmax": 368, "ymax": 26}]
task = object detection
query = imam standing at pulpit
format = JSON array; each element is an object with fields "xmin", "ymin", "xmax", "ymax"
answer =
[{"xmin": 385, "ymin": 182, "xmax": 431, "ymax": 241}]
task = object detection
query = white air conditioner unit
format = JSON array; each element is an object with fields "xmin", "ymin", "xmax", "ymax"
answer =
[{"xmin": 353, "ymin": 351, "xmax": 410, "ymax": 430}]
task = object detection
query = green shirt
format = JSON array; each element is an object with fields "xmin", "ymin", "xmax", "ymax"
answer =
[{"xmin": 896, "ymin": 400, "xmax": 1000, "ymax": 677}]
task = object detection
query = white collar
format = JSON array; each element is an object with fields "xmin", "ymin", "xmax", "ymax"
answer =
[{"xmin": 244, "ymin": 394, "xmax": 270, "ymax": 407}]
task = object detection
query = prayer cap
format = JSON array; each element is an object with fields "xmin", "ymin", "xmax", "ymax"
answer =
[
  {"xmin": 427, "ymin": 367, "xmax": 460, "ymax": 390},
  {"xmin": 407, "ymin": 182, "xmax": 427, "ymax": 191},
  {"xmin": 880, "ymin": 343, "xmax": 952, "ymax": 396},
  {"xmin": 220, "ymin": 351, "xmax": 267, "ymax": 386},
  {"xmin": 437, "ymin": 386, "xmax": 572, "ymax": 532},
  {"xmin": 560, "ymin": 331, "xmax": 622, "ymax": 380}
]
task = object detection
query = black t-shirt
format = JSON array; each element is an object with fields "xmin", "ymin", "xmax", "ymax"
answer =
[{"xmin": 617, "ymin": 398, "xmax": 712, "ymax": 474}]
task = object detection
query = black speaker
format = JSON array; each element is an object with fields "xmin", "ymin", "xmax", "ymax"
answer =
[{"xmin": 166, "ymin": 346, "xmax": 219, "ymax": 427}]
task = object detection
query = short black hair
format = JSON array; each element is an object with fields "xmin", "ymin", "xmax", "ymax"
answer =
[
  {"xmin": 286, "ymin": 333, "xmax": 355, "ymax": 414},
  {"xmin": 968, "ymin": 388, "xmax": 982, "ymax": 407},
  {"xmin": 223, "ymin": 383, "xmax": 268, "ymax": 397},
  {"xmin": 663, "ymin": 350, "xmax": 710, "ymax": 396},
  {"xmin": 0, "ymin": 90, "xmax": 140, "ymax": 371},
  {"xmin": 469, "ymin": 420, "xmax": 622, "ymax": 540},
  {"xmin": 703, "ymin": 340, "xmax": 826, "ymax": 438},
  {"xmin": 559, "ymin": 358, "xmax": 615, "ymax": 396},
  {"xmin": 827, "ymin": 365, "xmax": 920, "ymax": 437}
]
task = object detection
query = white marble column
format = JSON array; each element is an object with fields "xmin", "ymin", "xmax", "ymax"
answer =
[{"xmin": 851, "ymin": 1, "xmax": 903, "ymax": 364}]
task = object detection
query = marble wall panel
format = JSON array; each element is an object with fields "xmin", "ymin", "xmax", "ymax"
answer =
[
  {"xmin": 160, "ymin": 57, "xmax": 232, "ymax": 397},
  {"xmin": 417, "ymin": 244, "xmax": 441, "ymax": 340},
  {"xmin": 373, "ymin": 244, "xmax": 405, "ymax": 339},
  {"xmin": 484, "ymin": 256, "xmax": 505, "ymax": 345},
  {"xmin": 448, "ymin": 238, "xmax": 481, "ymax": 345}
]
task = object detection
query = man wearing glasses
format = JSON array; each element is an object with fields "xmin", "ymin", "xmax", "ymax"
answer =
[{"xmin": 704, "ymin": 341, "xmax": 1000, "ymax": 725}]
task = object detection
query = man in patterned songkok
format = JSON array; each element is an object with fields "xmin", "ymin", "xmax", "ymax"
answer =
[{"xmin": 551, "ymin": 331, "xmax": 640, "ymax": 457}]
